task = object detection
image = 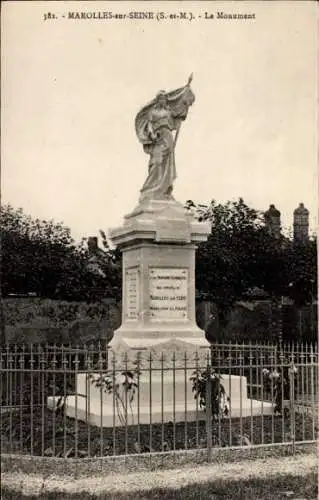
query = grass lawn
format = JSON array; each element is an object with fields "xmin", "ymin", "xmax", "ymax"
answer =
[
  {"xmin": 1, "ymin": 473, "xmax": 317, "ymax": 499},
  {"xmin": 1, "ymin": 454, "xmax": 317, "ymax": 499}
]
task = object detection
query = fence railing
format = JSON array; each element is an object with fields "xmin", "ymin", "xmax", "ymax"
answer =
[{"xmin": 0, "ymin": 342, "xmax": 318, "ymax": 462}]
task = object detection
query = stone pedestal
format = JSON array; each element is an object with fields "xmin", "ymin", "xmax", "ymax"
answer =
[
  {"xmin": 104, "ymin": 198, "xmax": 214, "ymax": 424},
  {"xmin": 108, "ymin": 199, "xmax": 210, "ymax": 350},
  {"xmin": 48, "ymin": 198, "xmax": 273, "ymax": 426}
]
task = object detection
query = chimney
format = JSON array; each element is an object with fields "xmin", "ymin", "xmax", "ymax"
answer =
[
  {"xmin": 88, "ymin": 236, "xmax": 98, "ymax": 253},
  {"xmin": 293, "ymin": 203, "xmax": 309, "ymax": 242},
  {"xmin": 264, "ymin": 204, "xmax": 281, "ymax": 239}
]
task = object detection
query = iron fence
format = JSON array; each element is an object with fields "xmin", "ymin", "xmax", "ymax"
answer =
[{"xmin": 0, "ymin": 342, "xmax": 318, "ymax": 463}]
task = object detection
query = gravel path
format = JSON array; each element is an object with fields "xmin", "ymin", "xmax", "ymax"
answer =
[{"xmin": 2, "ymin": 453, "xmax": 317, "ymax": 496}]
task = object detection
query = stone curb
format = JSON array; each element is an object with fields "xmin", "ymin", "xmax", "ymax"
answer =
[{"xmin": 1, "ymin": 441, "xmax": 317, "ymax": 477}]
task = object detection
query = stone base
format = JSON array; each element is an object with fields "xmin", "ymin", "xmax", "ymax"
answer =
[
  {"xmin": 48, "ymin": 396, "xmax": 273, "ymax": 427},
  {"xmin": 108, "ymin": 333, "xmax": 210, "ymax": 357},
  {"xmin": 110, "ymin": 198, "xmax": 210, "ymax": 246},
  {"xmin": 48, "ymin": 371, "xmax": 274, "ymax": 427}
]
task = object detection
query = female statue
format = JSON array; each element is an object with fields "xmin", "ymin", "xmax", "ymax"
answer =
[{"xmin": 135, "ymin": 75, "xmax": 195, "ymax": 202}]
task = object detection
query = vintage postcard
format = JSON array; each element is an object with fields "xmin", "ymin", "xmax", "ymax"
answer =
[{"xmin": 1, "ymin": 1, "xmax": 318, "ymax": 498}]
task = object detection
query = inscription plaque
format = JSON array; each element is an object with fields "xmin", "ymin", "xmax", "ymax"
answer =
[
  {"xmin": 125, "ymin": 268, "xmax": 139, "ymax": 319},
  {"xmin": 149, "ymin": 268, "xmax": 188, "ymax": 320}
]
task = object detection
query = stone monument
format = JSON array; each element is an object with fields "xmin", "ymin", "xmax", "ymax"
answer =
[
  {"xmin": 48, "ymin": 76, "xmax": 273, "ymax": 425},
  {"xmin": 109, "ymin": 74, "xmax": 210, "ymax": 351}
]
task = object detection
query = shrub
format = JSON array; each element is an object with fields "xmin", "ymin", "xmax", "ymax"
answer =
[
  {"xmin": 190, "ymin": 367, "xmax": 229, "ymax": 419},
  {"xmin": 262, "ymin": 365, "xmax": 298, "ymax": 414}
]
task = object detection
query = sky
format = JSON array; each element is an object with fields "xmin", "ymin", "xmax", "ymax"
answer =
[{"xmin": 2, "ymin": 1, "xmax": 318, "ymax": 242}]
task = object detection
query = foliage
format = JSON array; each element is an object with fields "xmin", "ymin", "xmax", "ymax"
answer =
[
  {"xmin": 89, "ymin": 361, "xmax": 140, "ymax": 426},
  {"xmin": 190, "ymin": 367, "xmax": 229, "ymax": 419},
  {"xmin": 1, "ymin": 204, "xmax": 77, "ymax": 298},
  {"xmin": 0, "ymin": 205, "xmax": 122, "ymax": 303},
  {"xmin": 283, "ymin": 238, "xmax": 317, "ymax": 307},
  {"xmin": 186, "ymin": 198, "xmax": 276, "ymax": 323},
  {"xmin": 42, "ymin": 230, "xmax": 121, "ymax": 303},
  {"xmin": 186, "ymin": 198, "xmax": 317, "ymax": 330},
  {"xmin": 262, "ymin": 364, "xmax": 298, "ymax": 414},
  {"xmin": 252, "ymin": 237, "xmax": 317, "ymax": 308}
]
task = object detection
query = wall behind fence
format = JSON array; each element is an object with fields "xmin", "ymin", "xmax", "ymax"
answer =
[
  {"xmin": 3, "ymin": 298, "xmax": 317, "ymax": 345},
  {"xmin": 3, "ymin": 298, "xmax": 121, "ymax": 345},
  {"xmin": 198, "ymin": 301, "xmax": 317, "ymax": 344}
]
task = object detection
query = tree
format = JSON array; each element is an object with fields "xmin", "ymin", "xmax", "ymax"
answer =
[
  {"xmin": 186, "ymin": 198, "xmax": 317, "ymax": 330},
  {"xmin": 1, "ymin": 205, "xmax": 78, "ymax": 297},
  {"xmin": 186, "ymin": 198, "xmax": 275, "ymax": 325},
  {"xmin": 56, "ymin": 230, "xmax": 122, "ymax": 303},
  {"xmin": 284, "ymin": 238, "xmax": 317, "ymax": 307},
  {"xmin": 0, "ymin": 205, "xmax": 122, "ymax": 302}
]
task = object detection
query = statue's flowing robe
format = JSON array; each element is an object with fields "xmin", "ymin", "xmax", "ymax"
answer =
[{"xmin": 135, "ymin": 85, "xmax": 195, "ymax": 201}]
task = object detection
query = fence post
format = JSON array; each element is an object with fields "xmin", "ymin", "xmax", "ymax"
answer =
[
  {"xmin": 206, "ymin": 361, "xmax": 212, "ymax": 462},
  {"xmin": 289, "ymin": 355, "xmax": 296, "ymax": 455},
  {"xmin": 310, "ymin": 344, "xmax": 316, "ymax": 440}
]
